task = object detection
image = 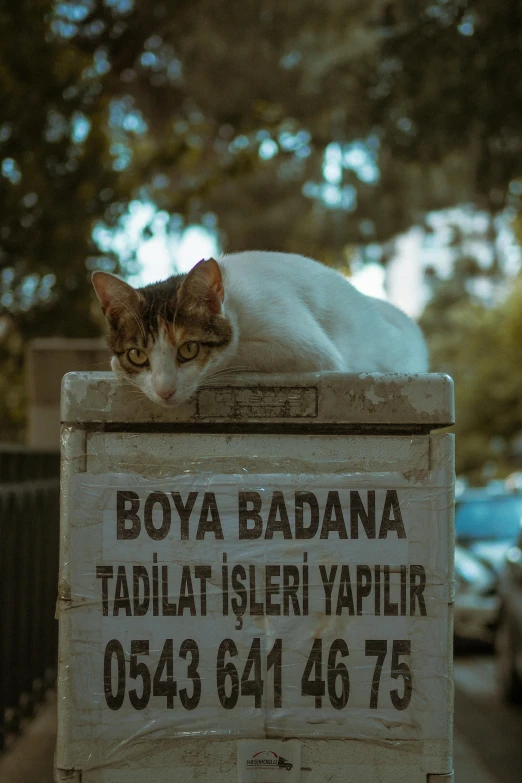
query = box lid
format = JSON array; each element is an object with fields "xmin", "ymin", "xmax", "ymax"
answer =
[{"xmin": 61, "ymin": 372, "xmax": 454, "ymax": 434}]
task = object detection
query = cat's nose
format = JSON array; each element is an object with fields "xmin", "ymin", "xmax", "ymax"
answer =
[{"xmin": 156, "ymin": 388, "xmax": 175, "ymax": 400}]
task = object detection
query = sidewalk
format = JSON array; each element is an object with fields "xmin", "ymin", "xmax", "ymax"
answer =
[
  {"xmin": 454, "ymin": 733, "xmax": 498, "ymax": 783},
  {"xmin": 0, "ymin": 701, "xmax": 499, "ymax": 783},
  {"xmin": 0, "ymin": 694, "xmax": 56, "ymax": 783}
]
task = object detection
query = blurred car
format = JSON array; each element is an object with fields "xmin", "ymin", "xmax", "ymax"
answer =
[
  {"xmin": 454, "ymin": 545, "xmax": 498, "ymax": 643},
  {"xmin": 454, "ymin": 490, "xmax": 522, "ymax": 644},
  {"xmin": 496, "ymin": 533, "xmax": 522, "ymax": 704}
]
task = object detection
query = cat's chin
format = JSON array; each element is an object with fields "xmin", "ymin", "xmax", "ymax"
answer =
[
  {"xmin": 148, "ymin": 391, "xmax": 193, "ymax": 408},
  {"xmin": 149, "ymin": 395, "xmax": 179, "ymax": 408}
]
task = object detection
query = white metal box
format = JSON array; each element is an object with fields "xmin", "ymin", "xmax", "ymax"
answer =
[{"xmin": 57, "ymin": 371, "xmax": 455, "ymax": 783}]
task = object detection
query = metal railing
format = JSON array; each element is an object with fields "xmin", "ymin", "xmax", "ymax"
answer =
[{"xmin": 0, "ymin": 447, "xmax": 60, "ymax": 751}]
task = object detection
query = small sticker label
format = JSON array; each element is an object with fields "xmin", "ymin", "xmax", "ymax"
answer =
[
  {"xmin": 237, "ymin": 740, "xmax": 301, "ymax": 783},
  {"xmin": 197, "ymin": 387, "xmax": 318, "ymax": 418}
]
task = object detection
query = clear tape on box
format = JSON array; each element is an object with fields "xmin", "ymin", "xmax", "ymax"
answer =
[{"xmin": 57, "ymin": 462, "xmax": 453, "ymax": 770}]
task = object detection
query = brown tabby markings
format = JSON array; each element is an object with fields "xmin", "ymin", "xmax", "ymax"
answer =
[{"xmin": 105, "ymin": 273, "xmax": 233, "ymax": 375}]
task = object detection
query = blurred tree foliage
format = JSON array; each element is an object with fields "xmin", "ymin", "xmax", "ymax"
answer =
[
  {"xmin": 2, "ymin": 0, "xmax": 522, "ymax": 440},
  {"xmin": 422, "ymin": 259, "xmax": 522, "ymax": 483}
]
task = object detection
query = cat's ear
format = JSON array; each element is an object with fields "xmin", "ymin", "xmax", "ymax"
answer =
[
  {"xmin": 179, "ymin": 258, "xmax": 224, "ymax": 313},
  {"xmin": 92, "ymin": 271, "xmax": 141, "ymax": 315}
]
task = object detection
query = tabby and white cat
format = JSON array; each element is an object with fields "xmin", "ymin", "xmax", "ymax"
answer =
[{"xmin": 92, "ymin": 251, "xmax": 428, "ymax": 407}]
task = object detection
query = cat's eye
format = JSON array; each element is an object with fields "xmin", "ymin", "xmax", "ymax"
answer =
[
  {"xmin": 127, "ymin": 348, "xmax": 148, "ymax": 366},
  {"xmin": 178, "ymin": 341, "xmax": 200, "ymax": 362}
]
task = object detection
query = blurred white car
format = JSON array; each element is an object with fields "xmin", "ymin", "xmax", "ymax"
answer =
[
  {"xmin": 454, "ymin": 545, "xmax": 498, "ymax": 643},
  {"xmin": 454, "ymin": 491, "xmax": 522, "ymax": 643}
]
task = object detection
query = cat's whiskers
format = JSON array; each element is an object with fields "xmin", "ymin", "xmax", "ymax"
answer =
[
  {"xmin": 202, "ymin": 365, "xmax": 251, "ymax": 383},
  {"xmin": 123, "ymin": 389, "xmax": 149, "ymax": 402},
  {"xmin": 112, "ymin": 369, "xmax": 149, "ymax": 399}
]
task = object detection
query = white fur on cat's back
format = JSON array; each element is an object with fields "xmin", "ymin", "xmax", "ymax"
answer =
[{"xmin": 218, "ymin": 251, "xmax": 428, "ymax": 374}]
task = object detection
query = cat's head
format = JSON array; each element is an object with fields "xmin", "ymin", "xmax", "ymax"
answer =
[{"xmin": 92, "ymin": 258, "xmax": 236, "ymax": 407}]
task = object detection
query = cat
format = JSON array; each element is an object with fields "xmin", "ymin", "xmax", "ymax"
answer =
[{"xmin": 92, "ymin": 251, "xmax": 428, "ymax": 407}]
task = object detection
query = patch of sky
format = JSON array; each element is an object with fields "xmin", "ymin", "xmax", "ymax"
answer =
[
  {"xmin": 364, "ymin": 243, "xmax": 383, "ymax": 263},
  {"xmin": 55, "ymin": 2, "xmax": 94, "ymax": 22},
  {"xmin": 71, "ymin": 112, "xmax": 91, "ymax": 144},
  {"xmin": 303, "ymin": 180, "xmax": 357, "ymax": 211},
  {"xmin": 104, "ymin": 0, "xmax": 134, "ymax": 15},
  {"xmin": 19, "ymin": 275, "xmax": 40, "ymax": 311},
  {"xmin": 323, "ymin": 162, "xmax": 342, "ymax": 186},
  {"xmin": 302, "ymin": 182, "xmax": 317, "ymax": 199},
  {"xmin": 324, "ymin": 143, "xmax": 343, "ymax": 185},
  {"xmin": 50, "ymin": 19, "xmax": 78, "ymax": 38},
  {"xmin": 93, "ymin": 200, "xmax": 220, "ymax": 285},
  {"xmin": 140, "ymin": 51, "xmax": 157, "ymax": 68},
  {"xmin": 229, "ymin": 135, "xmax": 250, "ymax": 153},
  {"xmin": 318, "ymin": 144, "xmax": 361, "ymax": 208},
  {"xmin": 123, "ymin": 111, "xmax": 147, "ymax": 133},
  {"xmin": 340, "ymin": 185, "xmax": 357, "ymax": 210},
  {"xmin": 40, "ymin": 273, "xmax": 56, "ymax": 301},
  {"xmin": 280, "ymin": 50, "xmax": 302, "ymax": 69},
  {"xmin": 349, "ymin": 259, "xmax": 387, "ymax": 300},
  {"xmin": 168, "ymin": 214, "xmax": 184, "ymax": 233},
  {"xmin": 93, "ymin": 48, "xmax": 111, "ymax": 75},
  {"xmin": 110, "ymin": 142, "xmax": 132, "ymax": 170},
  {"xmin": 259, "ymin": 139, "xmax": 278, "ymax": 160},
  {"xmin": 259, "ymin": 130, "xmax": 310, "ymax": 160},
  {"xmin": 140, "ymin": 36, "xmax": 182, "ymax": 82},
  {"xmin": 202, "ymin": 212, "xmax": 217, "ymax": 231},
  {"xmin": 94, "ymin": 200, "xmax": 153, "ymax": 258},
  {"xmin": 458, "ymin": 15, "xmax": 475, "ymax": 36},
  {"xmin": 279, "ymin": 130, "xmax": 311, "ymax": 151},
  {"xmin": 86, "ymin": 255, "xmax": 116, "ymax": 272},
  {"xmin": 425, "ymin": 0, "xmax": 458, "ymax": 24},
  {"xmin": 343, "ymin": 139, "xmax": 380, "ymax": 184},
  {"xmin": 494, "ymin": 212, "xmax": 522, "ymax": 277},
  {"xmin": 421, "ymin": 206, "xmax": 521, "ymax": 283},
  {"xmin": 109, "ymin": 96, "xmax": 147, "ymax": 133},
  {"xmin": 1, "ymin": 158, "xmax": 21, "ymax": 185},
  {"xmin": 295, "ymin": 144, "xmax": 311, "ymax": 159}
]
